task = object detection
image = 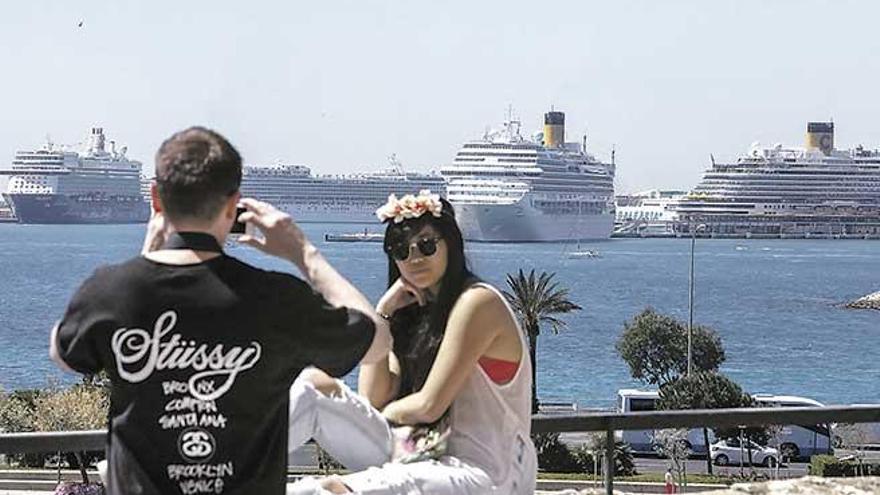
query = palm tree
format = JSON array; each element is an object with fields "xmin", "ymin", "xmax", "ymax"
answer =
[{"xmin": 503, "ymin": 269, "xmax": 582, "ymax": 413}]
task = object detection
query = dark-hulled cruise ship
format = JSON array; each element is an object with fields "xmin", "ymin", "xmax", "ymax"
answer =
[
  {"xmin": 1, "ymin": 128, "xmax": 149, "ymax": 224},
  {"xmin": 240, "ymin": 155, "xmax": 445, "ymax": 223}
]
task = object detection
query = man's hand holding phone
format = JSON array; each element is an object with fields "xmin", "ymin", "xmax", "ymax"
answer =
[{"xmin": 234, "ymin": 198, "xmax": 311, "ymax": 265}]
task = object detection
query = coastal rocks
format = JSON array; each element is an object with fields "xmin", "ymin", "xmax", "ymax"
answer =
[{"xmin": 846, "ymin": 291, "xmax": 880, "ymax": 310}]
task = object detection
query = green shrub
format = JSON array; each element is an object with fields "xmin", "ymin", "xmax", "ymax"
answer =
[
  {"xmin": 1, "ymin": 382, "xmax": 108, "ymax": 475},
  {"xmin": 532, "ymin": 433, "xmax": 637, "ymax": 476},
  {"xmin": 32, "ymin": 383, "xmax": 107, "ymax": 432},
  {"xmin": 809, "ymin": 454, "xmax": 880, "ymax": 477},
  {"xmin": 612, "ymin": 441, "xmax": 637, "ymax": 476},
  {"xmin": 533, "ymin": 432, "xmax": 582, "ymax": 473},
  {"xmin": 571, "ymin": 444, "xmax": 596, "ymax": 474},
  {"xmin": 0, "ymin": 387, "xmax": 47, "ymax": 468}
]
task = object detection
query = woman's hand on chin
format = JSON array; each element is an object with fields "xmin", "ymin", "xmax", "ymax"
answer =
[{"xmin": 377, "ymin": 277, "xmax": 426, "ymax": 317}]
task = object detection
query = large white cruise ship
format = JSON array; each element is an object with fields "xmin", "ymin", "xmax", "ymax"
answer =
[
  {"xmin": 1, "ymin": 128, "xmax": 148, "ymax": 224},
  {"xmin": 441, "ymin": 110, "xmax": 616, "ymax": 242},
  {"xmin": 676, "ymin": 122, "xmax": 880, "ymax": 237},
  {"xmin": 240, "ymin": 156, "xmax": 445, "ymax": 223}
]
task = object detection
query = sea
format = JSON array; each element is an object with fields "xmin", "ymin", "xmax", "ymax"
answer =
[{"xmin": 1, "ymin": 223, "xmax": 878, "ymax": 409}]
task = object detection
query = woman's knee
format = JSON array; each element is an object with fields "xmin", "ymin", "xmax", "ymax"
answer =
[{"xmin": 297, "ymin": 367, "xmax": 342, "ymax": 397}]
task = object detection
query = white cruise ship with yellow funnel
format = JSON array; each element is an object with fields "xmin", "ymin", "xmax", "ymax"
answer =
[
  {"xmin": 441, "ymin": 110, "xmax": 616, "ymax": 242},
  {"xmin": 676, "ymin": 122, "xmax": 880, "ymax": 237}
]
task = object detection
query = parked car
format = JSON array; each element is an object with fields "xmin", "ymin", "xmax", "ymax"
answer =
[{"xmin": 710, "ymin": 439, "xmax": 779, "ymax": 467}]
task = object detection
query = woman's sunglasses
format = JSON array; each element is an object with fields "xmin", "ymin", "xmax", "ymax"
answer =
[{"xmin": 385, "ymin": 236, "xmax": 443, "ymax": 261}]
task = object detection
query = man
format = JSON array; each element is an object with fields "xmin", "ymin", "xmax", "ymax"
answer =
[{"xmin": 49, "ymin": 127, "xmax": 391, "ymax": 494}]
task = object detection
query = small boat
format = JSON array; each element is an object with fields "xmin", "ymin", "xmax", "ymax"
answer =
[
  {"xmin": 324, "ymin": 231, "xmax": 385, "ymax": 243},
  {"xmin": 567, "ymin": 249, "xmax": 600, "ymax": 259}
]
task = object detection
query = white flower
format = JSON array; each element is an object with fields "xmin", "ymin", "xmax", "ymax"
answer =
[{"xmin": 375, "ymin": 190, "xmax": 443, "ymax": 223}]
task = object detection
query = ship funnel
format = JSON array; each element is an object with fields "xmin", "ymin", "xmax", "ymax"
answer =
[
  {"xmin": 806, "ymin": 122, "xmax": 834, "ymax": 155},
  {"xmin": 543, "ymin": 111, "xmax": 565, "ymax": 148},
  {"xmin": 90, "ymin": 127, "xmax": 106, "ymax": 152}
]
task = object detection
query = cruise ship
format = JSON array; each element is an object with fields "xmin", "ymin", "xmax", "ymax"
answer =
[
  {"xmin": 441, "ymin": 110, "xmax": 616, "ymax": 242},
  {"xmin": 1, "ymin": 128, "xmax": 149, "ymax": 224},
  {"xmin": 240, "ymin": 156, "xmax": 445, "ymax": 223},
  {"xmin": 676, "ymin": 122, "xmax": 880, "ymax": 237},
  {"xmin": 614, "ymin": 189, "xmax": 686, "ymax": 236}
]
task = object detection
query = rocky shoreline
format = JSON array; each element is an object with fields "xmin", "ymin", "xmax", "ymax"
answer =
[{"xmin": 846, "ymin": 291, "xmax": 880, "ymax": 310}]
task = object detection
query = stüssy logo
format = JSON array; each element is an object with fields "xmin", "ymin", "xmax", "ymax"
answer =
[
  {"xmin": 111, "ymin": 310, "xmax": 261, "ymax": 401},
  {"xmin": 178, "ymin": 427, "xmax": 216, "ymax": 463}
]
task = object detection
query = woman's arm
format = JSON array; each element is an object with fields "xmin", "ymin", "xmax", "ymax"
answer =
[
  {"xmin": 381, "ymin": 286, "xmax": 510, "ymax": 425},
  {"xmin": 358, "ymin": 351, "xmax": 402, "ymax": 409},
  {"xmin": 360, "ymin": 278, "xmax": 426, "ymax": 408}
]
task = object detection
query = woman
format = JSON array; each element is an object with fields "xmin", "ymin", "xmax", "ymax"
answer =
[{"xmin": 287, "ymin": 190, "xmax": 537, "ymax": 495}]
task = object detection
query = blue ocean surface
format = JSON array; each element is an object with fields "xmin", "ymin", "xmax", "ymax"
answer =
[{"xmin": 0, "ymin": 223, "xmax": 878, "ymax": 408}]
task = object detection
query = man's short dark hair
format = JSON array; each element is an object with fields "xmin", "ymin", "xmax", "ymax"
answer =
[{"xmin": 155, "ymin": 127, "xmax": 242, "ymax": 222}]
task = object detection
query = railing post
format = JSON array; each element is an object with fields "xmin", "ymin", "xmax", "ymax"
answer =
[{"xmin": 604, "ymin": 428, "xmax": 614, "ymax": 495}]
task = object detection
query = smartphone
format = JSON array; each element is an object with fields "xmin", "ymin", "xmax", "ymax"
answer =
[{"xmin": 230, "ymin": 206, "xmax": 248, "ymax": 234}]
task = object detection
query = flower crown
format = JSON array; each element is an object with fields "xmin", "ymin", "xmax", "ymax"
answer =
[{"xmin": 376, "ymin": 190, "xmax": 443, "ymax": 223}]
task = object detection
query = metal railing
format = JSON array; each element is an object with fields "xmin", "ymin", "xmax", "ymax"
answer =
[
  {"xmin": 531, "ymin": 405, "xmax": 880, "ymax": 494},
  {"xmin": 2, "ymin": 405, "xmax": 879, "ymax": 494}
]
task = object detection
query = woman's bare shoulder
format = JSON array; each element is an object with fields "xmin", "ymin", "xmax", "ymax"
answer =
[{"xmin": 453, "ymin": 284, "xmax": 512, "ymax": 324}]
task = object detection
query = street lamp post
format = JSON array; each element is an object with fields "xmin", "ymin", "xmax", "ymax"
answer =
[{"xmin": 687, "ymin": 223, "xmax": 706, "ymax": 376}]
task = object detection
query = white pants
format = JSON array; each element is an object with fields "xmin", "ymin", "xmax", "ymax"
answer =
[{"xmin": 286, "ymin": 373, "xmax": 494, "ymax": 495}]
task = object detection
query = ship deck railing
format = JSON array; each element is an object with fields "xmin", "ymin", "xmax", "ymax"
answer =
[{"xmin": 1, "ymin": 405, "xmax": 879, "ymax": 494}]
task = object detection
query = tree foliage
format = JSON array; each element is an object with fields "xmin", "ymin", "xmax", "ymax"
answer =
[
  {"xmin": 0, "ymin": 387, "xmax": 32, "ymax": 434},
  {"xmin": 31, "ymin": 383, "xmax": 108, "ymax": 433},
  {"xmin": 657, "ymin": 371, "xmax": 750, "ymax": 412},
  {"xmin": 503, "ymin": 269, "xmax": 582, "ymax": 338},
  {"xmin": 504, "ymin": 269, "xmax": 581, "ymax": 413},
  {"xmin": 657, "ymin": 371, "xmax": 769, "ymax": 473},
  {"xmin": 652, "ymin": 428, "xmax": 690, "ymax": 483},
  {"xmin": 616, "ymin": 308, "xmax": 725, "ymax": 387},
  {"xmin": 1, "ymin": 381, "xmax": 108, "ymax": 483}
]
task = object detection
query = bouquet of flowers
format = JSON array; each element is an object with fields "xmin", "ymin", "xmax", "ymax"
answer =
[{"xmin": 391, "ymin": 420, "xmax": 451, "ymax": 464}]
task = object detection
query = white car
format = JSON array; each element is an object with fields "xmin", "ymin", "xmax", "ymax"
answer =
[{"xmin": 710, "ymin": 439, "xmax": 779, "ymax": 467}]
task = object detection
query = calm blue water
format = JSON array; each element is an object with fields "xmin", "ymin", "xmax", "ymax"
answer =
[{"xmin": 1, "ymin": 223, "xmax": 878, "ymax": 408}]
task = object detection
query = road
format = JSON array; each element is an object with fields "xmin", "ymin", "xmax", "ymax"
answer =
[{"xmin": 633, "ymin": 455, "xmax": 809, "ymax": 477}]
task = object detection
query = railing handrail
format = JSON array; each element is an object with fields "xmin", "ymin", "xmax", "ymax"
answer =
[
  {"xmin": 531, "ymin": 404, "xmax": 880, "ymax": 433},
  {"xmin": 0, "ymin": 429, "xmax": 104, "ymax": 454},
  {"xmin": 2, "ymin": 405, "xmax": 879, "ymax": 495},
  {"xmin": 2, "ymin": 405, "xmax": 879, "ymax": 454}
]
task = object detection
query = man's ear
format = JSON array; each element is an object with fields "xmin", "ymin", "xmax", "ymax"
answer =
[
  {"xmin": 225, "ymin": 191, "xmax": 242, "ymax": 219},
  {"xmin": 150, "ymin": 182, "xmax": 162, "ymax": 213}
]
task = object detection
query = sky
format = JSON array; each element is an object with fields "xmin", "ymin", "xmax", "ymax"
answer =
[{"xmin": 1, "ymin": 0, "xmax": 879, "ymax": 193}]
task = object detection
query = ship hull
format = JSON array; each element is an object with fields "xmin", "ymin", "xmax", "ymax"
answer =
[
  {"xmin": 277, "ymin": 203, "xmax": 377, "ymax": 224},
  {"xmin": 455, "ymin": 197, "xmax": 614, "ymax": 242},
  {"xmin": 3, "ymin": 193, "xmax": 149, "ymax": 224}
]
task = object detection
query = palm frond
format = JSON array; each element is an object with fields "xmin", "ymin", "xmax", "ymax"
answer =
[{"xmin": 504, "ymin": 269, "xmax": 581, "ymax": 336}]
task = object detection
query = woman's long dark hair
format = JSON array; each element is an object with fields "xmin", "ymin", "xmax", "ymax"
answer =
[{"xmin": 383, "ymin": 197, "xmax": 476, "ymax": 397}]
